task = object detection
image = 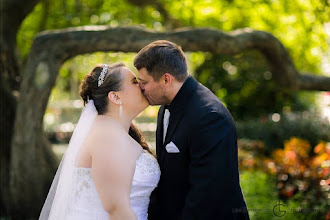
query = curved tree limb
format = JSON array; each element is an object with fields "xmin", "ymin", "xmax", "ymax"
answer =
[{"xmin": 34, "ymin": 26, "xmax": 330, "ymax": 91}]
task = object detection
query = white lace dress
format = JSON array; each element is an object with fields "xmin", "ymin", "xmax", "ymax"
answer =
[{"xmin": 66, "ymin": 151, "xmax": 160, "ymax": 220}]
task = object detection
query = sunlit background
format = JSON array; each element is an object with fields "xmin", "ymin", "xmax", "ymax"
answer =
[{"xmin": 14, "ymin": 0, "xmax": 330, "ymax": 219}]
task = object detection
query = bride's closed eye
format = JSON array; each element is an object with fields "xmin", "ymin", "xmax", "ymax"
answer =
[{"xmin": 132, "ymin": 78, "xmax": 139, "ymax": 84}]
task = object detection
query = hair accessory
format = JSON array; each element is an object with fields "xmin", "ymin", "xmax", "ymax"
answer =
[{"xmin": 98, "ymin": 64, "xmax": 109, "ymax": 87}]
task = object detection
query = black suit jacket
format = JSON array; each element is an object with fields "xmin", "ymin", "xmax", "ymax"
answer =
[{"xmin": 148, "ymin": 76, "xmax": 249, "ymax": 220}]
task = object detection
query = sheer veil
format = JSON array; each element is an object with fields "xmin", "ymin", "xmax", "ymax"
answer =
[{"xmin": 39, "ymin": 100, "xmax": 98, "ymax": 220}]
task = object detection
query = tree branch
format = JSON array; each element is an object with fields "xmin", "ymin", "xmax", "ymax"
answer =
[{"xmin": 33, "ymin": 26, "xmax": 330, "ymax": 91}]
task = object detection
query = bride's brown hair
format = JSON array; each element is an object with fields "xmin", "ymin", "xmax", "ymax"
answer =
[{"xmin": 80, "ymin": 62, "xmax": 152, "ymax": 154}]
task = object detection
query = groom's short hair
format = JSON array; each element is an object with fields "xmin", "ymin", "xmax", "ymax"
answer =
[{"xmin": 134, "ymin": 40, "xmax": 188, "ymax": 82}]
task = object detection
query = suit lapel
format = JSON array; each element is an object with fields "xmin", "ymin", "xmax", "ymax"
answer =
[
  {"xmin": 160, "ymin": 109, "xmax": 184, "ymax": 166},
  {"xmin": 157, "ymin": 76, "xmax": 199, "ymax": 167},
  {"xmin": 156, "ymin": 105, "xmax": 165, "ymax": 163},
  {"xmin": 164, "ymin": 110, "xmax": 184, "ymax": 146},
  {"xmin": 157, "ymin": 105, "xmax": 184, "ymax": 167}
]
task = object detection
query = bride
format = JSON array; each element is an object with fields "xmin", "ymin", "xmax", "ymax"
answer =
[{"xmin": 39, "ymin": 63, "xmax": 160, "ymax": 220}]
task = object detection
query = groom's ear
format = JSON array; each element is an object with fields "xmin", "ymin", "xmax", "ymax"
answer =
[
  {"xmin": 108, "ymin": 91, "xmax": 121, "ymax": 105},
  {"xmin": 163, "ymin": 73, "xmax": 172, "ymax": 87}
]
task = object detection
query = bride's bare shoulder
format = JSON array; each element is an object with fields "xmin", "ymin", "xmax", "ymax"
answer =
[
  {"xmin": 84, "ymin": 120, "xmax": 141, "ymax": 157},
  {"xmin": 85, "ymin": 122, "xmax": 124, "ymax": 145}
]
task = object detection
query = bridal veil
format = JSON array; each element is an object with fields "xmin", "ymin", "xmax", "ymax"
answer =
[{"xmin": 39, "ymin": 100, "xmax": 97, "ymax": 219}]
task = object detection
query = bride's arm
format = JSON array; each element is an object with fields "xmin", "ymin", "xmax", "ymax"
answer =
[{"xmin": 91, "ymin": 133, "xmax": 137, "ymax": 220}]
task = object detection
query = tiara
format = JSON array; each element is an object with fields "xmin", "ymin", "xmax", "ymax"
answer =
[{"xmin": 98, "ymin": 64, "xmax": 109, "ymax": 87}]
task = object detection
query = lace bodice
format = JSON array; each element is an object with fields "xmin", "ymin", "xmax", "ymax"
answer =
[{"xmin": 67, "ymin": 151, "xmax": 160, "ymax": 220}]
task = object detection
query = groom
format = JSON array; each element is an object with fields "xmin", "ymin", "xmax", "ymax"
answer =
[{"xmin": 134, "ymin": 40, "xmax": 249, "ymax": 220}]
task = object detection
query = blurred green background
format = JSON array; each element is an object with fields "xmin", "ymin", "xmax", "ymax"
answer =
[{"xmin": 8, "ymin": 0, "xmax": 330, "ymax": 219}]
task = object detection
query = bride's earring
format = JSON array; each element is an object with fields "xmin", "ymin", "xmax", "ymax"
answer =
[{"xmin": 119, "ymin": 102, "xmax": 123, "ymax": 118}]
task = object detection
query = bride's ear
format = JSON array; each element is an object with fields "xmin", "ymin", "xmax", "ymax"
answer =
[{"xmin": 108, "ymin": 91, "xmax": 121, "ymax": 105}]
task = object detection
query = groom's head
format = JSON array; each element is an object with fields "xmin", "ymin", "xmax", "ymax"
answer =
[{"xmin": 134, "ymin": 40, "xmax": 188, "ymax": 105}]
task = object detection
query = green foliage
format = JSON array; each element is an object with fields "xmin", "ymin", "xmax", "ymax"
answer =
[
  {"xmin": 241, "ymin": 171, "xmax": 328, "ymax": 220},
  {"xmin": 239, "ymin": 138, "xmax": 329, "ymax": 220},
  {"xmin": 50, "ymin": 52, "xmax": 137, "ymax": 101},
  {"xmin": 194, "ymin": 52, "xmax": 316, "ymax": 119},
  {"xmin": 16, "ymin": 0, "xmax": 329, "ymax": 106},
  {"xmin": 271, "ymin": 138, "xmax": 329, "ymax": 219},
  {"xmin": 17, "ymin": 0, "xmax": 163, "ymax": 60},
  {"xmin": 18, "ymin": 0, "xmax": 329, "ymax": 69},
  {"xmin": 240, "ymin": 171, "xmax": 278, "ymax": 219},
  {"xmin": 236, "ymin": 112, "xmax": 330, "ymax": 153},
  {"xmin": 284, "ymin": 192, "xmax": 329, "ymax": 220},
  {"xmin": 167, "ymin": 0, "xmax": 329, "ymax": 73}
]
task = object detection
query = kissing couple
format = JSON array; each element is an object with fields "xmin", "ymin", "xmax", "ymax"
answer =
[{"xmin": 39, "ymin": 40, "xmax": 249, "ymax": 220}]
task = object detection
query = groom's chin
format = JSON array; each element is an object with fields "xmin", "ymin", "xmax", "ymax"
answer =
[
  {"xmin": 147, "ymin": 99, "xmax": 160, "ymax": 106},
  {"xmin": 148, "ymin": 102, "xmax": 159, "ymax": 106},
  {"xmin": 148, "ymin": 99, "xmax": 165, "ymax": 106},
  {"xmin": 146, "ymin": 99, "xmax": 155, "ymax": 106}
]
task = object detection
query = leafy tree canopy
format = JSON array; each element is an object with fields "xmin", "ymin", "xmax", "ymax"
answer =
[
  {"xmin": 18, "ymin": 0, "xmax": 329, "ymax": 72},
  {"xmin": 17, "ymin": 0, "xmax": 330, "ymax": 116}
]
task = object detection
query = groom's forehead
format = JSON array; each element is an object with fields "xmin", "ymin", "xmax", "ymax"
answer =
[{"xmin": 137, "ymin": 69, "xmax": 151, "ymax": 81}]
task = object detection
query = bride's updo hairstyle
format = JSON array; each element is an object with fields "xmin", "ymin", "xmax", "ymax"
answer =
[
  {"xmin": 80, "ymin": 62, "xmax": 124, "ymax": 114},
  {"xmin": 80, "ymin": 62, "xmax": 151, "ymax": 154}
]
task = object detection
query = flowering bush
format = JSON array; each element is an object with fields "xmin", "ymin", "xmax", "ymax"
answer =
[
  {"xmin": 272, "ymin": 138, "xmax": 329, "ymax": 199},
  {"xmin": 238, "ymin": 137, "xmax": 329, "ymax": 219}
]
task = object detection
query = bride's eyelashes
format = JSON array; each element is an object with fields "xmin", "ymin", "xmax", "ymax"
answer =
[{"xmin": 132, "ymin": 78, "xmax": 139, "ymax": 84}]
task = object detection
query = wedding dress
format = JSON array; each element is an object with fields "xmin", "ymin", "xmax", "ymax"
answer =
[
  {"xmin": 67, "ymin": 151, "xmax": 160, "ymax": 220},
  {"xmin": 39, "ymin": 100, "xmax": 160, "ymax": 220}
]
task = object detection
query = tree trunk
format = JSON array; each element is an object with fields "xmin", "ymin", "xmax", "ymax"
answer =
[
  {"xmin": 0, "ymin": 0, "xmax": 58, "ymax": 218},
  {"xmin": 0, "ymin": 81, "xmax": 16, "ymax": 217},
  {"xmin": 0, "ymin": 18, "xmax": 22, "ymax": 220}
]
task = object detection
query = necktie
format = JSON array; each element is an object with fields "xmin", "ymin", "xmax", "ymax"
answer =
[{"xmin": 163, "ymin": 109, "xmax": 170, "ymax": 143}]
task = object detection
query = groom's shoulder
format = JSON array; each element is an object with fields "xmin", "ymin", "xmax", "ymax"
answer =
[
  {"xmin": 188, "ymin": 81, "xmax": 234, "ymax": 121},
  {"xmin": 190, "ymin": 82, "xmax": 225, "ymax": 111}
]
